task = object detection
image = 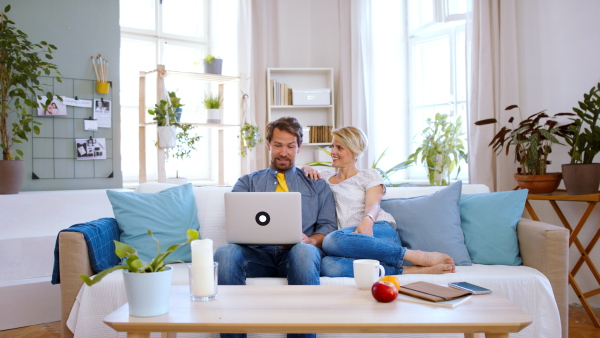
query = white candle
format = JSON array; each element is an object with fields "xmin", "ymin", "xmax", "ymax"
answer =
[{"xmin": 191, "ymin": 239, "xmax": 215, "ymax": 296}]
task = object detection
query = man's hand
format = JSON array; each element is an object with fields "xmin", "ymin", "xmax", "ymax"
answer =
[{"xmin": 302, "ymin": 233, "xmax": 325, "ymax": 248}]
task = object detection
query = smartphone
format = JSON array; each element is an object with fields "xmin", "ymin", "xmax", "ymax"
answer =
[{"xmin": 448, "ymin": 282, "xmax": 492, "ymax": 294}]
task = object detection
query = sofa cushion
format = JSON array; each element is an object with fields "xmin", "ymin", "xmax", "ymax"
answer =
[
  {"xmin": 106, "ymin": 183, "xmax": 200, "ymax": 263},
  {"xmin": 459, "ymin": 189, "xmax": 527, "ymax": 266},
  {"xmin": 381, "ymin": 181, "xmax": 471, "ymax": 266}
]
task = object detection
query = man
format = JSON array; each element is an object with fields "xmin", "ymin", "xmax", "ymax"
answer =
[{"xmin": 214, "ymin": 116, "xmax": 337, "ymax": 338}]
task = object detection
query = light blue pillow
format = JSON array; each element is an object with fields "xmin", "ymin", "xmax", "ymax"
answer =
[
  {"xmin": 459, "ymin": 189, "xmax": 527, "ymax": 266},
  {"xmin": 106, "ymin": 183, "xmax": 200, "ymax": 263},
  {"xmin": 380, "ymin": 181, "xmax": 472, "ymax": 266}
]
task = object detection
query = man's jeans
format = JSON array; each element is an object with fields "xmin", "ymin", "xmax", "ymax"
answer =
[{"xmin": 214, "ymin": 243, "xmax": 324, "ymax": 338}]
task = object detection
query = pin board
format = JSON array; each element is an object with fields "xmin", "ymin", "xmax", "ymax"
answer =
[{"xmin": 31, "ymin": 76, "xmax": 114, "ymax": 180}]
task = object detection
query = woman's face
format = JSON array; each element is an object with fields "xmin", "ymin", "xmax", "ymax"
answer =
[{"xmin": 330, "ymin": 137, "xmax": 355, "ymax": 168}]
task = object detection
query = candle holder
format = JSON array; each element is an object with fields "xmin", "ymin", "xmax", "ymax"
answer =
[{"xmin": 188, "ymin": 262, "xmax": 218, "ymax": 301}]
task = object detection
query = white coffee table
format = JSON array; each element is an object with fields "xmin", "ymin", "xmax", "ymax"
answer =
[{"xmin": 104, "ymin": 284, "xmax": 532, "ymax": 338}]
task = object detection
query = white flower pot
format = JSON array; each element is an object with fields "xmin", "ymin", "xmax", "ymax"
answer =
[
  {"xmin": 207, "ymin": 109, "xmax": 221, "ymax": 124},
  {"xmin": 157, "ymin": 126, "xmax": 177, "ymax": 149},
  {"xmin": 123, "ymin": 265, "xmax": 173, "ymax": 317}
]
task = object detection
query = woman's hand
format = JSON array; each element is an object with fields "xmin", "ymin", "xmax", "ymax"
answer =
[
  {"xmin": 302, "ymin": 166, "xmax": 322, "ymax": 180},
  {"xmin": 354, "ymin": 218, "xmax": 374, "ymax": 236}
]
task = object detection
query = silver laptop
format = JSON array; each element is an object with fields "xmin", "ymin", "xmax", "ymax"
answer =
[{"xmin": 225, "ymin": 192, "xmax": 303, "ymax": 245}]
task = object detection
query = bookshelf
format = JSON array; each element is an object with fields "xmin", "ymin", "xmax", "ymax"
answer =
[
  {"xmin": 266, "ymin": 68, "xmax": 335, "ymax": 167},
  {"xmin": 139, "ymin": 65, "xmax": 240, "ymax": 185}
]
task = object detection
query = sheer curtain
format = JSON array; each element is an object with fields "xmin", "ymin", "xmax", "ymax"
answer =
[
  {"xmin": 338, "ymin": 0, "xmax": 407, "ymax": 169},
  {"xmin": 467, "ymin": 0, "xmax": 520, "ymax": 191}
]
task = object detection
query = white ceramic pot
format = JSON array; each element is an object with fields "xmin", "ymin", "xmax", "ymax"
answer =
[
  {"xmin": 207, "ymin": 109, "xmax": 221, "ymax": 124},
  {"xmin": 123, "ymin": 265, "xmax": 173, "ymax": 317}
]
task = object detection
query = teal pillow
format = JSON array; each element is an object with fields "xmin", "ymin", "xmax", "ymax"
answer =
[
  {"xmin": 106, "ymin": 183, "xmax": 200, "ymax": 263},
  {"xmin": 459, "ymin": 189, "xmax": 527, "ymax": 265},
  {"xmin": 381, "ymin": 181, "xmax": 472, "ymax": 266}
]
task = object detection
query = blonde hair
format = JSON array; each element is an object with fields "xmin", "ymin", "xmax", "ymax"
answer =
[{"xmin": 331, "ymin": 126, "xmax": 368, "ymax": 158}]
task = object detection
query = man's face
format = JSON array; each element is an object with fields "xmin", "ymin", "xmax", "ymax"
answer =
[{"xmin": 268, "ymin": 128, "xmax": 301, "ymax": 172}]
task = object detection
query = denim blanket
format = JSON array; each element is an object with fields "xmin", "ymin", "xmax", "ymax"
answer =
[{"xmin": 51, "ymin": 218, "xmax": 120, "ymax": 284}]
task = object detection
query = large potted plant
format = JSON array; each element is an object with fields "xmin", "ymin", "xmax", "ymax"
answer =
[
  {"xmin": 405, "ymin": 113, "xmax": 468, "ymax": 186},
  {"xmin": 475, "ymin": 105, "xmax": 574, "ymax": 194},
  {"xmin": 81, "ymin": 229, "xmax": 199, "ymax": 317},
  {"xmin": 0, "ymin": 5, "xmax": 61, "ymax": 194},
  {"xmin": 561, "ymin": 82, "xmax": 600, "ymax": 195}
]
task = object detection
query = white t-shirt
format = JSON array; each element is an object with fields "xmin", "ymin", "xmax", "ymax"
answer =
[{"xmin": 321, "ymin": 168, "xmax": 396, "ymax": 229}]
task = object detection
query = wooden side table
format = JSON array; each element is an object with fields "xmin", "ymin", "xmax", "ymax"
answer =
[{"xmin": 525, "ymin": 189, "xmax": 600, "ymax": 327}]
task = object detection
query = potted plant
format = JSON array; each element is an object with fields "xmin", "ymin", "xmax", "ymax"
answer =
[
  {"xmin": 148, "ymin": 99, "xmax": 180, "ymax": 149},
  {"xmin": 203, "ymin": 92, "xmax": 222, "ymax": 124},
  {"xmin": 475, "ymin": 105, "xmax": 574, "ymax": 194},
  {"xmin": 405, "ymin": 113, "xmax": 468, "ymax": 186},
  {"xmin": 80, "ymin": 229, "xmax": 199, "ymax": 316},
  {"xmin": 561, "ymin": 82, "xmax": 600, "ymax": 195},
  {"xmin": 238, "ymin": 122, "xmax": 263, "ymax": 157},
  {"xmin": 203, "ymin": 54, "xmax": 222, "ymax": 75},
  {"xmin": 168, "ymin": 91, "xmax": 185, "ymax": 122},
  {"xmin": 0, "ymin": 5, "xmax": 61, "ymax": 194}
]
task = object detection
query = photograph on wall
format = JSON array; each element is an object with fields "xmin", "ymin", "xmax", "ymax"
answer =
[
  {"xmin": 93, "ymin": 99, "xmax": 112, "ymax": 128},
  {"xmin": 37, "ymin": 96, "xmax": 67, "ymax": 116},
  {"xmin": 75, "ymin": 137, "xmax": 106, "ymax": 160}
]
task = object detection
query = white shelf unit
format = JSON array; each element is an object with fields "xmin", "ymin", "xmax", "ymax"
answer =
[
  {"xmin": 266, "ymin": 68, "xmax": 335, "ymax": 167},
  {"xmin": 139, "ymin": 65, "xmax": 240, "ymax": 185}
]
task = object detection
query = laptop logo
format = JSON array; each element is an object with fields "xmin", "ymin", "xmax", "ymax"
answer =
[{"xmin": 255, "ymin": 211, "xmax": 270, "ymax": 226}]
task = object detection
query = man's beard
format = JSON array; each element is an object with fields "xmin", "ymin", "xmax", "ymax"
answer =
[{"xmin": 271, "ymin": 156, "xmax": 294, "ymax": 172}]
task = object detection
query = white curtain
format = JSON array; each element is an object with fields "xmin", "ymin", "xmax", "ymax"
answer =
[
  {"xmin": 467, "ymin": 0, "xmax": 520, "ymax": 192},
  {"xmin": 238, "ymin": 0, "xmax": 256, "ymax": 175}
]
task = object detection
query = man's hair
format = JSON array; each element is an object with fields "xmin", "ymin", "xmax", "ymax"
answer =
[
  {"xmin": 266, "ymin": 116, "xmax": 303, "ymax": 145},
  {"xmin": 332, "ymin": 126, "xmax": 368, "ymax": 158}
]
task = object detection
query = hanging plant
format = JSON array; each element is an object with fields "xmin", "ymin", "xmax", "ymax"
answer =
[
  {"xmin": 238, "ymin": 122, "xmax": 263, "ymax": 157},
  {"xmin": 172, "ymin": 124, "xmax": 202, "ymax": 160}
]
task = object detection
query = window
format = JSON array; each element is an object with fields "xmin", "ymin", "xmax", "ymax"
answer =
[
  {"xmin": 406, "ymin": 0, "xmax": 468, "ymax": 182},
  {"xmin": 120, "ymin": 0, "xmax": 229, "ymax": 185}
]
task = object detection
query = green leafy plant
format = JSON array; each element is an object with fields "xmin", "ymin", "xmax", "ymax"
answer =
[
  {"xmin": 147, "ymin": 99, "xmax": 180, "ymax": 127},
  {"xmin": 0, "ymin": 5, "xmax": 62, "ymax": 160},
  {"xmin": 238, "ymin": 123, "xmax": 263, "ymax": 157},
  {"xmin": 475, "ymin": 105, "xmax": 573, "ymax": 175},
  {"xmin": 203, "ymin": 92, "xmax": 222, "ymax": 109},
  {"xmin": 563, "ymin": 82, "xmax": 600, "ymax": 164},
  {"xmin": 172, "ymin": 124, "xmax": 202, "ymax": 160},
  {"xmin": 168, "ymin": 91, "xmax": 184, "ymax": 110},
  {"xmin": 204, "ymin": 54, "xmax": 220, "ymax": 64},
  {"xmin": 406, "ymin": 113, "xmax": 468, "ymax": 185},
  {"xmin": 80, "ymin": 229, "xmax": 199, "ymax": 286},
  {"xmin": 305, "ymin": 146, "xmax": 411, "ymax": 187}
]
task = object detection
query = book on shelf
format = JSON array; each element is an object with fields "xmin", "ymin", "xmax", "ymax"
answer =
[
  {"xmin": 270, "ymin": 79, "xmax": 293, "ymax": 106},
  {"xmin": 308, "ymin": 125, "xmax": 333, "ymax": 143}
]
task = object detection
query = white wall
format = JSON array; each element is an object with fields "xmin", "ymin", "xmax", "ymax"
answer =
[{"xmin": 515, "ymin": 0, "xmax": 600, "ymax": 308}]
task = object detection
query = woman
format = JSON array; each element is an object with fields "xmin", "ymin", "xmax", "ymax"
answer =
[{"xmin": 304, "ymin": 126, "xmax": 455, "ymax": 276}]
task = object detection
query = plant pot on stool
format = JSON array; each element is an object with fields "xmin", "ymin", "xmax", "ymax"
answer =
[
  {"xmin": 562, "ymin": 163, "xmax": 600, "ymax": 195},
  {"xmin": 0, "ymin": 160, "xmax": 24, "ymax": 194}
]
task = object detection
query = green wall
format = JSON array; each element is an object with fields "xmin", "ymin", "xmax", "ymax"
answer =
[{"xmin": 1, "ymin": 0, "xmax": 121, "ymax": 190}]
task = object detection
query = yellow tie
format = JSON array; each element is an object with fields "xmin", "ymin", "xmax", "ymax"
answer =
[{"xmin": 276, "ymin": 173, "xmax": 289, "ymax": 192}]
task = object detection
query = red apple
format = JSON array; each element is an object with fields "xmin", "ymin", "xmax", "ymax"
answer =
[{"xmin": 371, "ymin": 280, "xmax": 398, "ymax": 303}]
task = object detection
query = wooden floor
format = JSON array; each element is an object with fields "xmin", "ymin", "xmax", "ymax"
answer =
[{"xmin": 1, "ymin": 304, "xmax": 599, "ymax": 337}]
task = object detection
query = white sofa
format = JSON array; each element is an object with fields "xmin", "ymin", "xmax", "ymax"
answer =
[{"xmin": 57, "ymin": 183, "xmax": 569, "ymax": 338}]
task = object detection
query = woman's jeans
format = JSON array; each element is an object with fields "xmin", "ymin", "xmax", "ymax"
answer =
[{"xmin": 321, "ymin": 221, "xmax": 405, "ymax": 277}]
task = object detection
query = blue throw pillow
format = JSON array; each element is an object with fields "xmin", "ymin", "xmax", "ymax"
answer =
[
  {"xmin": 380, "ymin": 181, "xmax": 472, "ymax": 266},
  {"xmin": 106, "ymin": 183, "xmax": 200, "ymax": 263},
  {"xmin": 459, "ymin": 189, "xmax": 527, "ymax": 265}
]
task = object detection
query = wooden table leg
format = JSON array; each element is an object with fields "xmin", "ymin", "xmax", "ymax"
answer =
[
  {"xmin": 127, "ymin": 333, "xmax": 150, "ymax": 338},
  {"xmin": 547, "ymin": 200, "xmax": 600, "ymax": 328},
  {"xmin": 483, "ymin": 333, "xmax": 508, "ymax": 338}
]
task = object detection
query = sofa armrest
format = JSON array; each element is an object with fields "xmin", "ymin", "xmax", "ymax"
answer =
[
  {"xmin": 59, "ymin": 231, "xmax": 92, "ymax": 338},
  {"xmin": 517, "ymin": 217, "xmax": 569, "ymax": 338}
]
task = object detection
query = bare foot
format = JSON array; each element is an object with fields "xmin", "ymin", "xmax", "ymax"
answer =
[
  {"xmin": 404, "ymin": 249, "xmax": 454, "ymax": 267},
  {"xmin": 403, "ymin": 263, "xmax": 455, "ymax": 274}
]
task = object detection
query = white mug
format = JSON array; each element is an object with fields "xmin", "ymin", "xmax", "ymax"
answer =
[{"xmin": 353, "ymin": 259, "xmax": 385, "ymax": 289}]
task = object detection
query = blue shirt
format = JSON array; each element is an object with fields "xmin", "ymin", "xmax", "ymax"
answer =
[{"xmin": 232, "ymin": 167, "xmax": 337, "ymax": 237}]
